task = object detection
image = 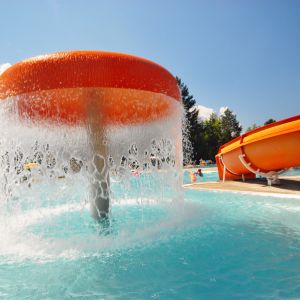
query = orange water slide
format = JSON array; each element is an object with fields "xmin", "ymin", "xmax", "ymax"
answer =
[{"xmin": 216, "ymin": 114, "xmax": 300, "ymax": 183}]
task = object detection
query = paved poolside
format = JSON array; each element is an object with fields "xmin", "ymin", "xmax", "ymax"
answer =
[{"xmin": 184, "ymin": 176, "xmax": 300, "ymax": 196}]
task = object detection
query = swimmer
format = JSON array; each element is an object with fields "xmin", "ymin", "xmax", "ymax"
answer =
[{"xmin": 196, "ymin": 168, "xmax": 203, "ymax": 177}]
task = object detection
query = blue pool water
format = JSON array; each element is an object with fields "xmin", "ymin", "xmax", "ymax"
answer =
[
  {"xmin": 1, "ymin": 184, "xmax": 300, "ymax": 299},
  {"xmin": 282, "ymin": 168, "xmax": 300, "ymax": 177},
  {"xmin": 183, "ymin": 167, "xmax": 300, "ymax": 185},
  {"xmin": 183, "ymin": 170, "xmax": 218, "ymax": 184}
]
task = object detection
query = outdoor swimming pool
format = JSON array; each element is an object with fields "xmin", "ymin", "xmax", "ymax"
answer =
[
  {"xmin": 183, "ymin": 169, "xmax": 218, "ymax": 184},
  {"xmin": 1, "ymin": 54, "xmax": 300, "ymax": 298},
  {"xmin": 1, "ymin": 180, "xmax": 300, "ymax": 299},
  {"xmin": 183, "ymin": 167, "xmax": 300, "ymax": 185}
]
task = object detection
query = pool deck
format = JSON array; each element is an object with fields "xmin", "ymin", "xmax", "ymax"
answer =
[{"xmin": 184, "ymin": 175, "xmax": 300, "ymax": 198}]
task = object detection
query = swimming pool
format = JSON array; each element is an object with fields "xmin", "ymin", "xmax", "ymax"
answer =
[
  {"xmin": 183, "ymin": 169, "xmax": 219, "ymax": 184},
  {"xmin": 282, "ymin": 168, "xmax": 300, "ymax": 177},
  {"xmin": 183, "ymin": 167, "xmax": 300, "ymax": 185},
  {"xmin": 1, "ymin": 183, "xmax": 300, "ymax": 299}
]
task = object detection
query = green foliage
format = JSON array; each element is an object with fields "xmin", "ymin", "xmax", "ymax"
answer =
[
  {"xmin": 191, "ymin": 119, "xmax": 207, "ymax": 161},
  {"xmin": 203, "ymin": 113, "xmax": 222, "ymax": 160},
  {"xmin": 220, "ymin": 108, "xmax": 242, "ymax": 144},
  {"xmin": 246, "ymin": 123, "xmax": 258, "ymax": 132},
  {"xmin": 264, "ymin": 118, "xmax": 276, "ymax": 125},
  {"xmin": 177, "ymin": 77, "xmax": 199, "ymax": 164},
  {"xmin": 246, "ymin": 118, "xmax": 276, "ymax": 132},
  {"xmin": 177, "ymin": 77, "xmax": 242, "ymax": 164}
]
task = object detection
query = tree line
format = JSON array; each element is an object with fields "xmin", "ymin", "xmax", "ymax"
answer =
[
  {"xmin": 246, "ymin": 118, "xmax": 276, "ymax": 132},
  {"xmin": 178, "ymin": 77, "xmax": 275, "ymax": 165}
]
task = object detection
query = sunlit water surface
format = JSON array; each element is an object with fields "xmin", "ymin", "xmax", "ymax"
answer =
[
  {"xmin": 1, "ymin": 183, "xmax": 300, "ymax": 299},
  {"xmin": 1, "ymin": 91, "xmax": 300, "ymax": 299},
  {"xmin": 182, "ymin": 167, "xmax": 300, "ymax": 185}
]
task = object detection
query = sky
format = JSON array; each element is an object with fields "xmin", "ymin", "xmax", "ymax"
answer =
[{"xmin": 0, "ymin": 0, "xmax": 299, "ymax": 129}]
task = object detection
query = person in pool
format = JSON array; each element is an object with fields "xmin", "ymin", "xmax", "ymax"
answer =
[{"xmin": 196, "ymin": 168, "xmax": 203, "ymax": 177}]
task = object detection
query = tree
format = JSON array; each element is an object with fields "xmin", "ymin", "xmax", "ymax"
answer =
[
  {"xmin": 264, "ymin": 118, "xmax": 276, "ymax": 125},
  {"xmin": 220, "ymin": 108, "xmax": 242, "ymax": 144},
  {"xmin": 177, "ymin": 77, "xmax": 199, "ymax": 164},
  {"xmin": 246, "ymin": 123, "xmax": 259, "ymax": 132},
  {"xmin": 176, "ymin": 77, "xmax": 244, "ymax": 164},
  {"xmin": 203, "ymin": 113, "xmax": 222, "ymax": 161},
  {"xmin": 192, "ymin": 119, "xmax": 207, "ymax": 162}
]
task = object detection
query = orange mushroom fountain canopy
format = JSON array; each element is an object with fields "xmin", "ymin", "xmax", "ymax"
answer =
[
  {"xmin": 0, "ymin": 51, "xmax": 181, "ymax": 125},
  {"xmin": 0, "ymin": 51, "xmax": 182, "ymax": 219}
]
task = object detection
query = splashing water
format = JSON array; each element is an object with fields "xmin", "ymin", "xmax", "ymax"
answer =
[
  {"xmin": 0, "ymin": 89, "xmax": 185, "ymax": 260},
  {"xmin": 2, "ymin": 86, "xmax": 300, "ymax": 299}
]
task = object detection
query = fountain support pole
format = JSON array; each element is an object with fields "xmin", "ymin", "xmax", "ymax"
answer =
[{"xmin": 86, "ymin": 89, "xmax": 110, "ymax": 220}]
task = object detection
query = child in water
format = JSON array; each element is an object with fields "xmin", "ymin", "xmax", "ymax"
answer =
[
  {"xmin": 190, "ymin": 168, "xmax": 203, "ymax": 183},
  {"xmin": 196, "ymin": 168, "xmax": 203, "ymax": 177}
]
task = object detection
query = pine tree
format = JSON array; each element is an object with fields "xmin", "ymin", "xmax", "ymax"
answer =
[
  {"xmin": 203, "ymin": 113, "xmax": 222, "ymax": 161},
  {"xmin": 176, "ymin": 77, "xmax": 199, "ymax": 164},
  {"xmin": 192, "ymin": 119, "xmax": 207, "ymax": 162},
  {"xmin": 176, "ymin": 78, "xmax": 243, "ymax": 163},
  {"xmin": 220, "ymin": 108, "xmax": 242, "ymax": 144}
]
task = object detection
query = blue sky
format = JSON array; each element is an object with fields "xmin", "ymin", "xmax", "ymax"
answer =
[{"xmin": 0, "ymin": 0, "xmax": 299, "ymax": 129}]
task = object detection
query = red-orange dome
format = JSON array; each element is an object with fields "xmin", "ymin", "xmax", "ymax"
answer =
[{"xmin": 0, "ymin": 51, "xmax": 180, "ymax": 125}]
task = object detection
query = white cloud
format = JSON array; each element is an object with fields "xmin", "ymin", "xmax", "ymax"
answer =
[
  {"xmin": 191, "ymin": 104, "xmax": 227, "ymax": 121},
  {"xmin": 219, "ymin": 106, "xmax": 228, "ymax": 116},
  {"xmin": 0, "ymin": 63, "xmax": 11, "ymax": 75},
  {"xmin": 194, "ymin": 105, "xmax": 214, "ymax": 121}
]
